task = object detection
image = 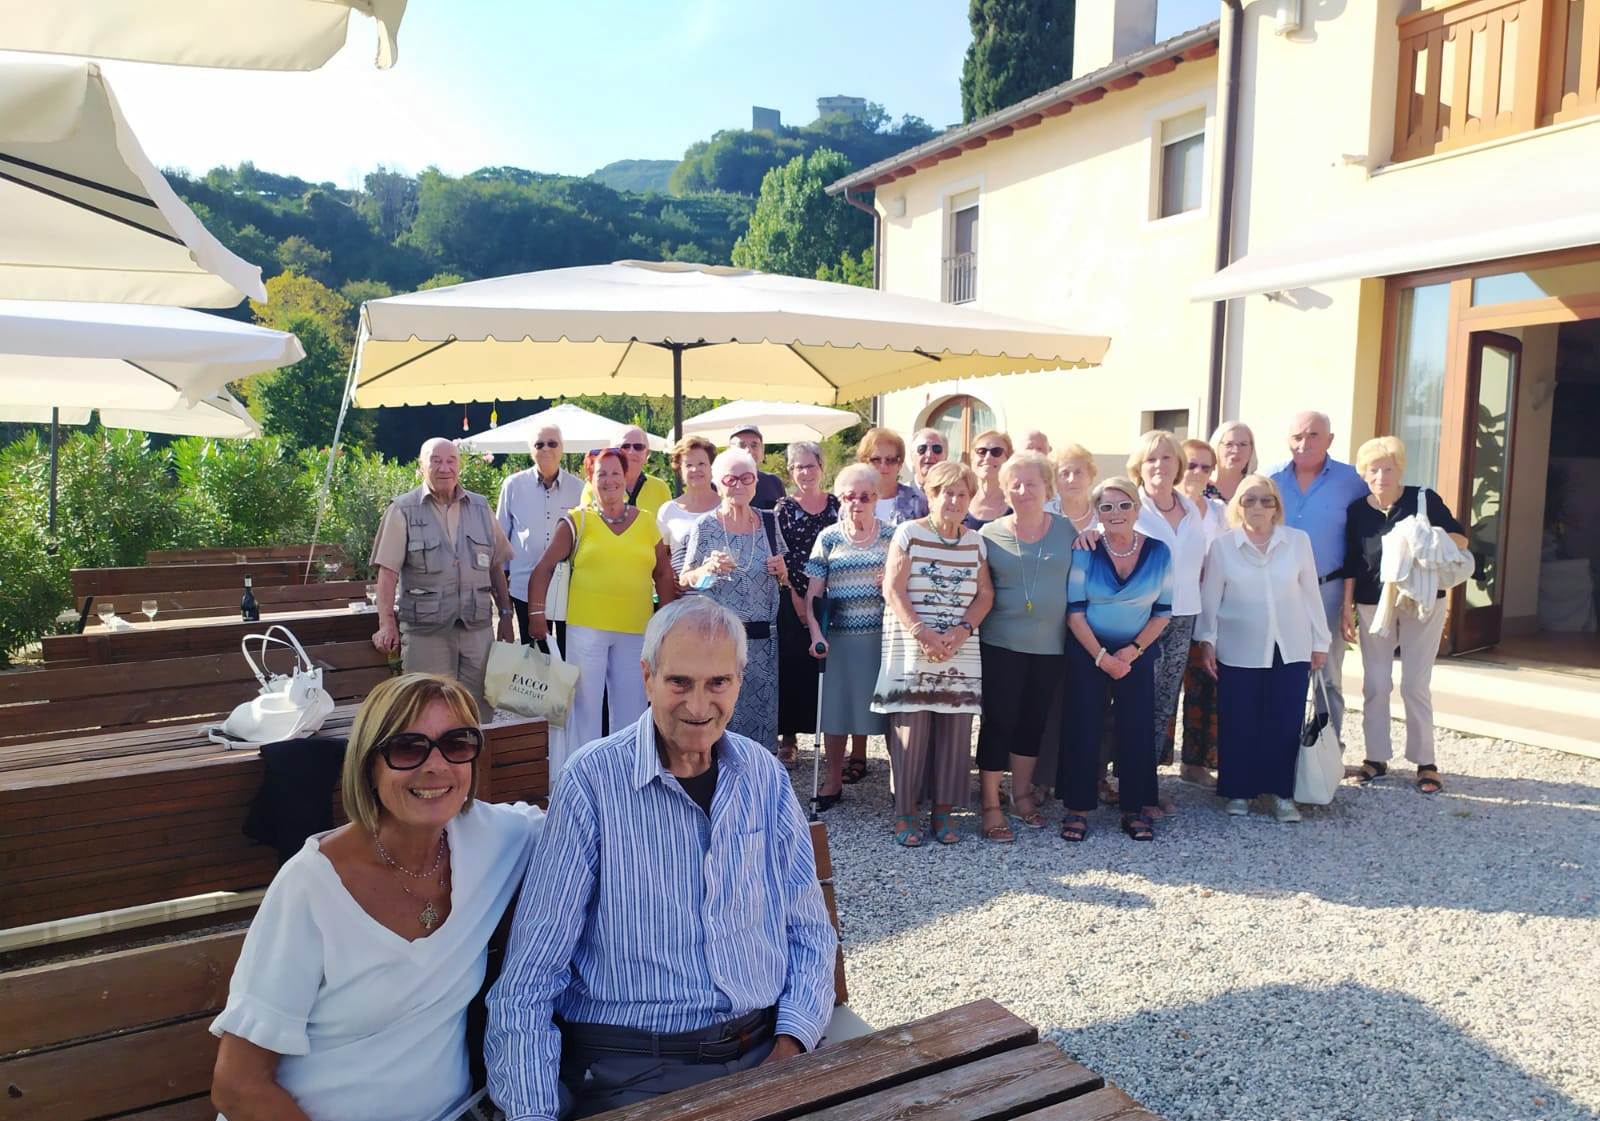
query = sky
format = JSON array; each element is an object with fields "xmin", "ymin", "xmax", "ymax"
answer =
[{"xmin": 7, "ymin": 0, "xmax": 1221, "ymax": 188}]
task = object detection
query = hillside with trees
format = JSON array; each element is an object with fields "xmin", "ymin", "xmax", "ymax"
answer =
[{"xmin": 589, "ymin": 159, "xmax": 677, "ymax": 193}]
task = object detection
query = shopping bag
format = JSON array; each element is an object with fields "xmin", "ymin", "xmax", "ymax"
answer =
[
  {"xmin": 544, "ymin": 509, "xmax": 585, "ymax": 622},
  {"xmin": 207, "ymin": 625, "xmax": 335, "ymax": 749},
  {"xmin": 1294, "ymin": 673, "xmax": 1343, "ymax": 805},
  {"xmin": 484, "ymin": 633, "xmax": 579, "ymax": 727}
]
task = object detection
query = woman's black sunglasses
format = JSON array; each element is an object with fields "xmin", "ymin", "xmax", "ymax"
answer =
[{"xmin": 377, "ymin": 726, "xmax": 484, "ymax": 770}]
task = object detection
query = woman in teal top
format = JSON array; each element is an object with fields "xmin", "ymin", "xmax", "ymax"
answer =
[
  {"xmin": 1061, "ymin": 476, "xmax": 1173, "ymax": 842},
  {"xmin": 976, "ymin": 451, "xmax": 1075, "ymax": 843}
]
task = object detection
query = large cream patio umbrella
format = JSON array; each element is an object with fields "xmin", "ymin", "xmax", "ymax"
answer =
[
  {"xmin": 351, "ymin": 260, "xmax": 1111, "ymax": 435},
  {"xmin": 0, "ymin": 0, "xmax": 407, "ymax": 70},
  {"xmin": 673, "ymin": 400, "xmax": 863, "ymax": 445},
  {"xmin": 0, "ymin": 59, "xmax": 266, "ymax": 306},
  {"xmin": 0, "ymin": 387, "xmax": 261, "ymax": 439}
]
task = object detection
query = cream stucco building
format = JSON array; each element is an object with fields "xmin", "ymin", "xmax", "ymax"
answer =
[{"xmin": 829, "ymin": 0, "xmax": 1600, "ymax": 673}]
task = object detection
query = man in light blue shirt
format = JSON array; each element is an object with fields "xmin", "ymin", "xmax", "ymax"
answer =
[
  {"xmin": 485, "ymin": 598, "xmax": 836, "ymax": 1120},
  {"xmin": 495, "ymin": 423, "xmax": 583, "ymax": 647},
  {"xmin": 1268, "ymin": 410, "xmax": 1369, "ymax": 736}
]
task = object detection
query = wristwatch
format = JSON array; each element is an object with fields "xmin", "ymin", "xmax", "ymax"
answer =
[
  {"xmin": 498, "ymin": 607, "xmax": 513, "ymax": 619},
  {"xmin": 955, "ymin": 620, "xmax": 975, "ymax": 634}
]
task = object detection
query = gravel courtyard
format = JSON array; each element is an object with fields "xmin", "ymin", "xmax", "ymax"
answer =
[{"xmin": 796, "ymin": 721, "xmax": 1600, "ymax": 1121}]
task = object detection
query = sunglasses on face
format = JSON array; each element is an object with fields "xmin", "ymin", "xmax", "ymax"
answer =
[
  {"xmin": 532, "ymin": 441, "xmax": 560, "ymax": 450},
  {"xmin": 378, "ymin": 725, "xmax": 484, "ymax": 770},
  {"xmin": 974, "ymin": 447, "xmax": 1006, "ymax": 458},
  {"xmin": 1096, "ymin": 500, "xmax": 1136, "ymax": 513},
  {"xmin": 720, "ymin": 472, "xmax": 756, "ymax": 487},
  {"xmin": 1240, "ymin": 495, "xmax": 1280, "ymax": 508},
  {"xmin": 868, "ymin": 455, "xmax": 902, "ymax": 466},
  {"xmin": 617, "ymin": 442, "xmax": 648, "ymax": 453},
  {"xmin": 840, "ymin": 491, "xmax": 876, "ymax": 503},
  {"xmin": 915, "ymin": 443, "xmax": 944, "ymax": 455}
]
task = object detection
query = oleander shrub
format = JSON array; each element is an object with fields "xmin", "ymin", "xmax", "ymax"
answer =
[
  {"xmin": 0, "ymin": 514, "xmax": 70, "ymax": 665},
  {"xmin": 304, "ymin": 446, "xmax": 417, "ymax": 578},
  {"xmin": 172, "ymin": 435, "xmax": 313, "ymax": 548}
]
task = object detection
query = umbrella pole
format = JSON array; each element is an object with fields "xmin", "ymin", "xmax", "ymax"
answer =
[
  {"xmin": 306, "ymin": 335, "xmax": 362, "ymax": 583},
  {"xmin": 47, "ymin": 407, "xmax": 59, "ymax": 536},
  {"xmin": 671, "ymin": 344, "xmax": 683, "ymax": 450}
]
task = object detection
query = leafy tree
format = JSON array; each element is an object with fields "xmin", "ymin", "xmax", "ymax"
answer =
[
  {"xmin": 172, "ymin": 435, "xmax": 313, "ymax": 546},
  {"xmin": 732, "ymin": 149, "xmax": 871, "ymax": 280},
  {"xmin": 669, "ymin": 110, "xmax": 936, "ymax": 197},
  {"xmin": 418, "ymin": 271, "xmax": 466, "ymax": 290},
  {"xmin": 0, "ymin": 513, "xmax": 70, "ymax": 665},
  {"xmin": 255, "ymin": 315, "xmax": 372, "ymax": 452},
  {"xmin": 275, "ymin": 235, "xmax": 334, "ymax": 284},
  {"xmin": 360, "ymin": 166, "xmax": 420, "ymax": 241},
  {"xmin": 816, "ymin": 246, "xmax": 874, "ymax": 287},
  {"xmin": 339, "ymin": 278, "xmax": 394, "ymax": 309},
  {"xmin": 960, "ymin": 0, "xmax": 1076, "ymax": 122},
  {"xmin": 250, "ymin": 271, "xmax": 352, "ymax": 336}
]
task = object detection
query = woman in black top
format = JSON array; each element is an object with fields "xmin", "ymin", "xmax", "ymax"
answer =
[
  {"xmin": 1341, "ymin": 436, "xmax": 1468, "ymax": 794},
  {"xmin": 774, "ymin": 441, "xmax": 839, "ymax": 766}
]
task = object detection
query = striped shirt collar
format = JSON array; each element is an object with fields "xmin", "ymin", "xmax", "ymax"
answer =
[{"xmin": 630, "ymin": 709, "xmax": 744, "ymax": 792}]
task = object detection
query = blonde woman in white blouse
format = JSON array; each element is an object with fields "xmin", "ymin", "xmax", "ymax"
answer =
[
  {"xmin": 1195, "ymin": 475, "xmax": 1330, "ymax": 822},
  {"xmin": 210, "ymin": 674, "xmax": 543, "ymax": 1121}
]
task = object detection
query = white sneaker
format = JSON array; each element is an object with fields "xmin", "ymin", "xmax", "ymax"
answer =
[
  {"xmin": 1225, "ymin": 798, "xmax": 1249, "ymax": 816},
  {"xmin": 1273, "ymin": 797, "xmax": 1302, "ymax": 823}
]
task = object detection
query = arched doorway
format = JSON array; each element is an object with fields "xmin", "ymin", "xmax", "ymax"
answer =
[{"xmin": 924, "ymin": 394, "xmax": 997, "ymax": 464}]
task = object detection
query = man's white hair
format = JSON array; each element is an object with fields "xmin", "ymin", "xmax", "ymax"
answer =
[
  {"xmin": 642, "ymin": 597, "xmax": 748, "ymax": 674},
  {"xmin": 420, "ymin": 436, "xmax": 456, "ymax": 463},
  {"xmin": 1289, "ymin": 410, "xmax": 1332, "ymax": 431}
]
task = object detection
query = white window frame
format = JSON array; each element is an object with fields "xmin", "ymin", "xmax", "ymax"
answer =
[
  {"xmin": 941, "ymin": 179, "xmax": 983, "ymax": 304},
  {"xmin": 1145, "ymin": 92, "xmax": 1215, "ymax": 228}
]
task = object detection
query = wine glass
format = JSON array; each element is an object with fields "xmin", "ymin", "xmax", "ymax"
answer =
[
  {"xmin": 96, "ymin": 602, "xmax": 116, "ymax": 627},
  {"xmin": 141, "ymin": 599, "xmax": 159, "ymax": 624},
  {"xmin": 321, "ymin": 559, "xmax": 342, "ymax": 582},
  {"xmin": 364, "ymin": 584, "xmax": 378, "ymax": 610}
]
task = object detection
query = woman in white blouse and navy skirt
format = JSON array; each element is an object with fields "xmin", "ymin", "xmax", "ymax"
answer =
[
  {"xmin": 210, "ymin": 673, "xmax": 544, "ymax": 1121},
  {"xmin": 1195, "ymin": 475, "xmax": 1330, "ymax": 822}
]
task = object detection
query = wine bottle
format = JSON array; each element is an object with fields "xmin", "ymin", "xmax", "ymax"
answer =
[{"xmin": 241, "ymin": 576, "xmax": 260, "ymax": 622}]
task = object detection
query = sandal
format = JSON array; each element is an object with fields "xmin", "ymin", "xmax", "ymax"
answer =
[
  {"xmin": 892, "ymin": 814, "xmax": 923, "ymax": 847},
  {"xmin": 1354, "ymin": 760, "xmax": 1388, "ymax": 785},
  {"xmin": 776, "ymin": 741, "xmax": 799, "ymax": 769},
  {"xmin": 1415, "ymin": 765, "xmax": 1443, "ymax": 795},
  {"xmin": 980, "ymin": 804, "xmax": 1015, "ymax": 844},
  {"xmin": 1121, "ymin": 813, "xmax": 1154, "ymax": 841},
  {"xmin": 842, "ymin": 758, "xmax": 869, "ymax": 785},
  {"xmin": 1012, "ymin": 792, "xmax": 1046, "ymax": 829},
  {"xmin": 930, "ymin": 810, "xmax": 960, "ymax": 845},
  {"xmin": 1059, "ymin": 813, "xmax": 1088, "ymax": 843}
]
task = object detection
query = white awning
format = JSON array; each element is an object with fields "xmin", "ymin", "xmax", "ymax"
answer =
[
  {"xmin": 458, "ymin": 403, "xmax": 668, "ymax": 456},
  {"xmin": 0, "ymin": 0, "xmax": 407, "ymax": 70},
  {"xmin": 1192, "ymin": 161, "xmax": 1600, "ymax": 302},
  {"xmin": 0, "ymin": 389, "xmax": 261, "ymax": 439}
]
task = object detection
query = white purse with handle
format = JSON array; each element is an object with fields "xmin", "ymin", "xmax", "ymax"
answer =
[{"xmin": 207, "ymin": 625, "xmax": 336, "ymax": 749}]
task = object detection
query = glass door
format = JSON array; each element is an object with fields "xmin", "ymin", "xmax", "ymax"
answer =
[{"xmin": 1452, "ymin": 331, "xmax": 1520, "ymax": 653}]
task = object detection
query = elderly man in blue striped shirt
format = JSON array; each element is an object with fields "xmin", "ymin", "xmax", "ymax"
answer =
[{"xmin": 485, "ymin": 596, "xmax": 837, "ymax": 1120}]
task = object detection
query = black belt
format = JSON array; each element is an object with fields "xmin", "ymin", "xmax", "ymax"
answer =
[
  {"xmin": 1318, "ymin": 572, "xmax": 1343, "ymax": 585},
  {"xmin": 558, "ymin": 1007, "xmax": 776, "ymax": 1062},
  {"xmin": 743, "ymin": 620, "xmax": 772, "ymax": 640}
]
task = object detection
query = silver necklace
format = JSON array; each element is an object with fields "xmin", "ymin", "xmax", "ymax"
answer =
[
  {"xmin": 925, "ymin": 516, "xmax": 961, "ymax": 545},
  {"xmin": 375, "ymin": 831, "xmax": 449, "ymax": 931},
  {"xmin": 596, "ymin": 504, "xmax": 630, "ymax": 526},
  {"xmin": 843, "ymin": 517, "xmax": 878, "ymax": 546}
]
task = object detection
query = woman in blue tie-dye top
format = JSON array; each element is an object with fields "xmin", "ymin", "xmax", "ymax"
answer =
[{"xmin": 1061, "ymin": 476, "xmax": 1173, "ymax": 843}]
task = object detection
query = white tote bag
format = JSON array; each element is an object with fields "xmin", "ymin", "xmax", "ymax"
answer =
[
  {"xmin": 544, "ymin": 508, "xmax": 585, "ymax": 623},
  {"xmin": 207, "ymin": 625, "xmax": 336, "ymax": 749},
  {"xmin": 1294, "ymin": 674, "xmax": 1343, "ymax": 805},
  {"xmin": 484, "ymin": 631, "xmax": 580, "ymax": 727}
]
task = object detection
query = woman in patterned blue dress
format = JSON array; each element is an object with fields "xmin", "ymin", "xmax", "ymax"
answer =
[
  {"xmin": 681, "ymin": 448, "xmax": 789, "ymax": 752},
  {"xmin": 804, "ymin": 463, "xmax": 892, "ymax": 810}
]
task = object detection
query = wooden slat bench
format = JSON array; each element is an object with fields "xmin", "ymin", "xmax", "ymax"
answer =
[
  {"xmin": 71, "ymin": 560, "xmax": 356, "ymax": 626},
  {"xmin": 147, "ymin": 544, "xmax": 349, "ymax": 567},
  {"xmin": 43, "ymin": 609, "xmax": 376, "ymax": 666},
  {"xmin": 82, "ymin": 580, "xmax": 375, "ymax": 627}
]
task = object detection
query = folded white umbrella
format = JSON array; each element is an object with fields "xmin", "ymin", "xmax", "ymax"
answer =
[
  {"xmin": 0, "ymin": 388, "xmax": 260, "ymax": 439},
  {"xmin": 674, "ymin": 400, "xmax": 862, "ymax": 445},
  {"xmin": 457, "ymin": 402, "xmax": 667, "ymax": 456},
  {"xmin": 0, "ymin": 59, "xmax": 266, "ymax": 306},
  {"xmin": 0, "ymin": 0, "xmax": 406, "ymax": 70},
  {"xmin": 352, "ymin": 261, "xmax": 1111, "ymax": 430}
]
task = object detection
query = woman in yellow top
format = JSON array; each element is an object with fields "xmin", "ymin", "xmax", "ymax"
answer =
[{"xmin": 528, "ymin": 448, "xmax": 678, "ymax": 752}]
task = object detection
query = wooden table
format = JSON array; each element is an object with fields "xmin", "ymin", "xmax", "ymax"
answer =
[
  {"xmin": 592, "ymin": 999, "xmax": 1161, "ymax": 1121},
  {"xmin": 0, "ymin": 708, "xmax": 547, "ymax": 929},
  {"xmin": 50, "ymin": 606, "xmax": 374, "ymax": 664}
]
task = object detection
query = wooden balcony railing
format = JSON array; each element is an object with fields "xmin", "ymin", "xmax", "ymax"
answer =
[{"xmin": 1393, "ymin": 0, "xmax": 1600, "ymax": 163}]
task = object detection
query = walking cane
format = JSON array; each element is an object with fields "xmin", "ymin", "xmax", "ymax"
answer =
[{"xmin": 808, "ymin": 595, "xmax": 832, "ymax": 822}]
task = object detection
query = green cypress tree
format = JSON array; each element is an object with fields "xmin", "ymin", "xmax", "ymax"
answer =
[{"xmin": 959, "ymin": 0, "xmax": 1076, "ymax": 123}]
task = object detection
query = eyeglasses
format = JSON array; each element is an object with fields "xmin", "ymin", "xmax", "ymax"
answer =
[
  {"xmin": 914, "ymin": 443, "xmax": 944, "ymax": 455},
  {"xmin": 840, "ymin": 491, "xmax": 876, "ymax": 503},
  {"xmin": 532, "ymin": 440, "xmax": 560, "ymax": 450},
  {"xmin": 617, "ymin": 442, "xmax": 648, "ymax": 453},
  {"xmin": 720, "ymin": 472, "xmax": 756, "ymax": 487},
  {"xmin": 1240, "ymin": 495, "xmax": 1280, "ymax": 508},
  {"xmin": 1096, "ymin": 500, "xmax": 1136, "ymax": 513},
  {"xmin": 868, "ymin": 455, "xmax": 902, "ymax": 466},
  {"xmin": 1221, "ymin": 440, "xmax": 1252, "ymax": 450},
  {"xmin": 1186, "ymin": 460, "xmax": 1215, "ymax": 472},
  {"xmin": 377, "ymin": 726, "xmax": 484, "ymax": 770},
  {"xmin": 974, "ymin": 447, "xmax": 1007, "ymax": 458},
  {"xmin": 789, "ymin": 460, "xmax": 821, "ymax": 471}
]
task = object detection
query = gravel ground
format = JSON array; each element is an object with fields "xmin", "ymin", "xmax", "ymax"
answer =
[{"xmin": 790, "ymin": 719, "xmax": 1600, "ymax": 1121}]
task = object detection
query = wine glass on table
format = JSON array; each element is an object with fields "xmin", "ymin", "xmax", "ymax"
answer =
[
  {"xmin": 365, "ymin": 584, "xmax": 378, "ymax": 610},
  {"xmin": 96, "ymin": 602, "xmax": 116, "ymax": 628},
  {"xmin": 141, "ymin": 599, "xmax": 159, "ymax": 624}
]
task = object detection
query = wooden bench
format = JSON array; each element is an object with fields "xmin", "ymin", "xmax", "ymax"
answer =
[
  {"xmin": 71, "ymin": 560, "xmax": 356, "ymax": 626},
  {"xmin": 42, "ymin": 609, "xmax": 376, "ymax": 666},
  {"xmin": 147, "ymin": 544, "xmax": 349, "ymax": 567}
]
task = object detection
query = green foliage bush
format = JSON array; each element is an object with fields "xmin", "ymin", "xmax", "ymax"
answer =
[
  {"xmin": 172, "ymin": 436, "xmax": 313, "ymax": 548},
  {"xmin": 0, "ymin": 513, "xmax": 71, "ymax": 665},
  {"xmin": 304, "ymin": 447, "xmax": 417, "ymax": 579}
]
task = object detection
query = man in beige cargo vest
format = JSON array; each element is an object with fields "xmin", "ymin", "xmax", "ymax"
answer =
[{"xmin": 371, "ymin": 437, "xmax": 515, "ymax": 718}]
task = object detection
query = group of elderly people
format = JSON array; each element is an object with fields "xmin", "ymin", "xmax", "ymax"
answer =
[{"xmin": 367, "ymin": 409, "xmax": 1466, "ymax": 850}]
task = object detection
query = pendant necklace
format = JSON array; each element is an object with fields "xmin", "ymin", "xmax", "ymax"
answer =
[
  {"xmin": 376, "ymin": 830, "xmax": 449, "ymax": 932},
  {"xmin": 1014, "ymin": 516, "xmax": 1048, "ymax": 613}
]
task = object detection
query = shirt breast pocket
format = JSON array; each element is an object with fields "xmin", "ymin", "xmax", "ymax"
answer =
[{"xmin": 726, "ymin": 827, "xmax": 772, "ymax": 919}]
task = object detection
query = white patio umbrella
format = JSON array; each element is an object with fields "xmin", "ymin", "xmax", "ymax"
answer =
[
  {"xmin": 351, "ymin": 260, "xmax": 1111, "ymax": 435},
  {"xmin": 673, "ymin": 400, "xmax": 862, "ymax": 445},
  {"xmin": 0, "ymin": 59, "xmax": 266, "ymax": 306},
  {"xmin": 0, "ymin": 388, "xmax": 260, "ymax": 439},
  {"xmin": 0, "ymin": 0, "xmax": 407, "ymax": 70},
  {"xmin": 1, "ymin": 298, "xmax": 304, "ymax": 528},
  {"xmin": 457, "ymin": 402, "xmax": 667, "ymax": 456}
]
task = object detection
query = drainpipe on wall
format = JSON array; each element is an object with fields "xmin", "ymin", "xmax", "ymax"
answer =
[
  {"xmin": 1205, "ymin": 0, "xmax": 1245, "ymax": 435},
  {"xmin": 843, "ymin": 185, "xmax": 883, "ymax": 421}
]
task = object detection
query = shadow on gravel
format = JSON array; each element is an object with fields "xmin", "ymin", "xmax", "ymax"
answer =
[{"xmin": 1046, "ymin": 980, "xmax": 1588, "ymax": 1121}]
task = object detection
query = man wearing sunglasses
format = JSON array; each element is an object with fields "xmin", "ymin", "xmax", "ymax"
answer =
[
  {"xmin": 496, "ymin": 425, "xmax": 583, "ymax": 646},
  {"xmin": 371, "ymin": 437, "xmax": 516, "ymax": 719},
  {"xmin": 728, "ymin": 424, "xmax": 787, "ymax": 510},
  {"xmin": 578, "ymin": 425, "xmax": 672, "ymax": 516},
  {"xmin": 487, "ymin": 597, "xmax": 836, "ymax": 1120},
  {"xmin": 911, "ymin": 427, "xmax": 948, "ymax": 491}
]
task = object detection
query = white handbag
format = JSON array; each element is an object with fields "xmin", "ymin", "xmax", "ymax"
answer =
[
  {"xmin": 1294, "ymin": 674, "xmax": 1343, "ymax": 805},
  {"xmin": 206, "ymin": 625, "xmax": 336, "ymax": 749},
  {"xmin": 544, "ymin": 508, "xmax": 585, "ymax": 623}
]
